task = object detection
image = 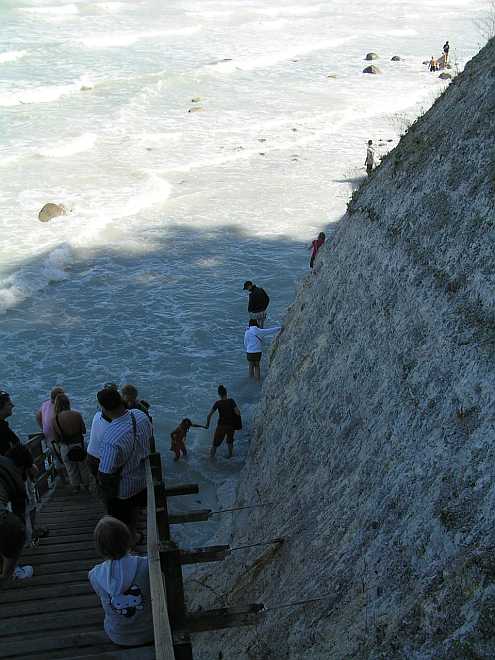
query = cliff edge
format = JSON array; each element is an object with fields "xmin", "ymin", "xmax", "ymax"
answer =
[{"xmin": 191, "ymin": 38, "xmax": 495, "ymax": 660}]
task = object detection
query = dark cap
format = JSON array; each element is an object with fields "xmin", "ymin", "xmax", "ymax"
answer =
[{"xmin": 243, "ymin": 281, "xmax": 253, "ymax": 290}]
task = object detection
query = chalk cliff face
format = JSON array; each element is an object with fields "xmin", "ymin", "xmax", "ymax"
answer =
[{"xmin": 190, "ymin": 38, "xmax": 495, "ymax": 659}]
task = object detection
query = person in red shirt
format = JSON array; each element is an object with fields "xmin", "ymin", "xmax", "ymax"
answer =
[{"xmin": 309, "ymin": 232, "xmax": 326, "ymax": 268}]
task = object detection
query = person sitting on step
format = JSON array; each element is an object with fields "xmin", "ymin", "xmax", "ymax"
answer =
[{"xmin": 89, "ymin": 516, "xmax": 153, "ymax": 646}]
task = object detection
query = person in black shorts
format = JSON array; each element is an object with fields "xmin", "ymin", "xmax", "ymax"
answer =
[{"xmin": 205, "ymin": 385, "xmax": 241, "ymax": 458}]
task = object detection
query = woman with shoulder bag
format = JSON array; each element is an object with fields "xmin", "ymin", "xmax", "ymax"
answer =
[
  {"xmin": 206, "ymin": 385, "xmax": 242, "ymax": 459},
  {"xmin": 53, "ymin": 394, "xmax": 90, "ymax": 493}
]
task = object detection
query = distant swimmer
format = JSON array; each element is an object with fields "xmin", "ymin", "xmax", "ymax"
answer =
[
  {"xmin": 244, "ymin": 319, "xmax": 281, "ymax": 383},
  {"xmin": 429, "ymin": 56, "xmax": 438, "ymax": 72},
  {"xmin": 365, "ymin": 139, "xmax": 375, "ymax": 176},
  {"xmin": 309, "ymin": 232, "xmax": 326, "ymax": 269},
  {"xmin": 443, "ymin": 40, "xmax": 450, "ymax": 65},
  {"xmin": 170, "ymin": 419, "xmax": 206, "ymax": 462},
  {"xmin": 206, "ymin": 385, "xmax": 241, "ymax": 458},
  {"xmin": 243, "ymin": 281, "xmax": 270, "ymax": 328}
]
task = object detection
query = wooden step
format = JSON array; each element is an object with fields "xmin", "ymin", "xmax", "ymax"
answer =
[
  {"xmin": 0, "ymin": 593, "xmax": 99, "ymax": 618},
  {"xmin": 0, "ymin": 609, "xmax": 103, "ymax": 637},
  {"xmin": 0, "ymin": 629, "xmax": 109, "ymax": 659},
  {"xmin": 0, "ymin": 570, "xmax": 91, "ymax": 590},
  {"xmin": 20, "ymin": 548, "xmax": 98, "ymax": 564},
  {"xmin": 0, "ymin": 581, "xmax": 91, "ymax": 604}
]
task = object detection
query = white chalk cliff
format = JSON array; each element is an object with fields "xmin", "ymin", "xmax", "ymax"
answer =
[{"xmin": 189, "ymin": 37, "xmax": 495, "ymax": 659}]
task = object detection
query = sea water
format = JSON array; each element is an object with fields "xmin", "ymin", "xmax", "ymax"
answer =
[{"xmin": 0, "ymin": 0, "xmax": 485, "ymax": 545}]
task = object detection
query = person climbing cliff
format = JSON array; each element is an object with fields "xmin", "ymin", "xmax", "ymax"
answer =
[
  {"xmin": 243, "ymin": 281, "xmax": 270, "ymax": 328},
  {"xmin": 365, "ymin": 140, "xmax": 375, "ymax": 175},
  {"xmin": 310, "ymin": 232, "xmax": 326, "ymax": 269},
  {"xmin": 244, "ymin": 319, "xmax": 281, "ymax": 383}
]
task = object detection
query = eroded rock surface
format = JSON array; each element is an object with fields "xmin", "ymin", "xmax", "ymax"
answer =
[{"xmin": 188, "ymin": 37, "xmax": 495, "ymax": 660}]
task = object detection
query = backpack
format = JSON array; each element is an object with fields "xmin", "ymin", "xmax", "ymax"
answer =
[{"xmin": 259, "ymin": 288, "xmax": 270, "ymax": 309}]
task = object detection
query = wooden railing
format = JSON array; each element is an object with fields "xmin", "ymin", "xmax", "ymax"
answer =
[
  {"xmin": 25, "ymin": 433, "xmax": 57, "ymax": 502},
  {"xmin": 146, "ymin": 455, "xmax": 175, "ymax": 659}
]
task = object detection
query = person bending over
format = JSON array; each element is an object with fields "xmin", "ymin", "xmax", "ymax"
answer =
[
  {"xmin": 170, "ymin": 418, "xmax": 206, "ymax": 462},
  {"xmin": 206, "ymin": 385, "xmax": 241, "ymax": 458},
  {"xmin": 89, "ymin": 516, "xmax": 153, "ymax": 646},
  {"xmin": 35, "ymin": 386, "xmax": 66, "ymax": 482}
]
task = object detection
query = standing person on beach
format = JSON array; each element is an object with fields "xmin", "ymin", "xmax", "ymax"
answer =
[
  {"xmin": 35, "ymin": 386, "xmax": 65, "ymax": 482},
  {"xmin": 443, "ymin": 40, "xmax": 450, "ymax": 65},
  {"xmin": 243, "ymin": 281, "xmax": 270, "ymax": 328},
  {"xmin": 244, "ymin": 320, "xmax": 281, "ymax": 383},
  {"xmin": 365, "ymin": 140, "xmax": 375, "ymax": 175},
  {"xmin": 97, "ymin": 388, "xmax": 152, "ymax": 547},
  {"xmin": 0, "ymin": 391, "xmax": 20, "ymax": 456},
  {"xmin": 170, "ymin": 418, "xmax": 206, "ymax": 462},
  {"xmin": 206, "ymin": 385, "xmax": 241, "ymax": 458},
  {"xmin": 309, "ymin": 232, "xmax": 326, "ymax": 269}
]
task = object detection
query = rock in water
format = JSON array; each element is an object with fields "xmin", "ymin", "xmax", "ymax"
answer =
[
  {"xmin": 363, "ymin": 65, "xmax": 381, "ymax": 74},
  {"xmin": 188, "ymin": 106, "xmax": 204, "ymax": 113},
  {"xmin": 191, "ymin": 97, "xmax": 201, "ymax": 103},
  {"xmin": 439, "ymin": 72, "xmax": 452, "ymax": 80},
  {"xmin": 391, "ymin": 55, "xmax": 401, "ymax": 61},
  {"xmin": 38, "ymin": 203, "xmax": 67, "ymax": 223},
  {"xmin": 365, "ymin": 52, "xmax": 379, "ymax": 60}
]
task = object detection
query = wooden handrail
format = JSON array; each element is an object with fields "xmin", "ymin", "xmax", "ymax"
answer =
[{"xmin": 146, "ymin": 457, "xmax": 175, "ymax": 660}]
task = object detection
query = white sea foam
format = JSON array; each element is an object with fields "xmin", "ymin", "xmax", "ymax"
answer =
[
  {"xmin": 18, "ymin": 3, "xmax": 79, "ymax": 17},
  {"xmin": 81, "ymin": 25, "xmax": 201, "ymax": 49},
  {"xmin": 0, "ymin": 50, "xmax": 28, "ymax": 64},
  {"xmin": 254, "ymin": 4, "xmax": 323, "ymax": 17},
  {"xmin": 0, "ymin": 80, "xmax": 82, "ymax": 107},
  {"xmin": 207, "ymin": 37, "xmax": 353, "ymax": 73},
  {"xmin": 0, "ymin": 244, "xmax": 73, "ymax": 313},
  {"xmin": 38, "ymin": 133, "xmax": 97, "ymax": 158},
  {"xmin": 0, "ymin": 174, "xmax": 171, "ymax": 313}
]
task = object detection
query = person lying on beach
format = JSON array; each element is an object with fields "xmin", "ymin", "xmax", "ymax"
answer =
[{"xmin": 170, "ymin": 419, "xmax": 206, "ymax": 462}]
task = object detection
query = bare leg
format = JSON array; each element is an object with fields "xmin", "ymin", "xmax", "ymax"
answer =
[
  {"xmin": 210, "ymin": 444, "xmax": 217, "ymax": 458},
  {"xmin": 254, "ymin": 363, "xmax": 261, "ymax": 383},
  {"xmin": 227, "ymin": 441, "xmax": 234, "ymax": 458},
  {"xmin": 248, "ymin": 362, "xmax": 254, "ymax": 379}
]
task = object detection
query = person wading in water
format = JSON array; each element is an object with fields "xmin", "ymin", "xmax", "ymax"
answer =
[{"xmin": 206, "ymin": 385, "xmax": 241, "ymax": 459}]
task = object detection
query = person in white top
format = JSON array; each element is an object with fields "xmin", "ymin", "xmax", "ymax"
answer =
[
  {"xmin": 87, "ymin": 408, "xmax": 112, "ymax": 478},
  {"xmin": 244, "ymin": 319, "xmax": 281, "ymax": 383}
]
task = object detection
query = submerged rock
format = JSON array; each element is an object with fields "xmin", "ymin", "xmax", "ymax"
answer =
[
  {"xmin": 363, "ymin": 65, "xmax": 381, "ymax": 74},
  {"xmin": 365, "ymin": 52, "xmax": 379, "ymax": 60},
  {"xmin": 439, "ymin": 72, "xmax": 452, "ymax": 80},
  {"xmin": 188, "ymin": 106, "xmax": 204, "ymax": 113},
  {"xmin": 38, "ymin": 203, "xmax": 67, "ymax": 223},
  {"xmin": 391, "ymin": 55, "xmax": 401, "ymax": 61},
  {"xmin": 191, "ymin": 97, "xmax": 201, "ymax": 103}
]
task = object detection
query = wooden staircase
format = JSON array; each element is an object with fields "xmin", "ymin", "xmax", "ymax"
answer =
[{"xmin": 0, "ymin": 485, "xmax": 154, "ymax": 660}]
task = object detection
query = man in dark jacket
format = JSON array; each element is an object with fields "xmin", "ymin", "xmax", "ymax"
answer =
[
  {"xmin": 0, "ymin": 444, "xmax": 34, "ymax": 586},
  {"xmin": 243, "ymin": 281, "xmax": 270, "ymax": 328},
  {"xmin": 0, "ymin": 391, "xmax": 20, "ymax": 456}
]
